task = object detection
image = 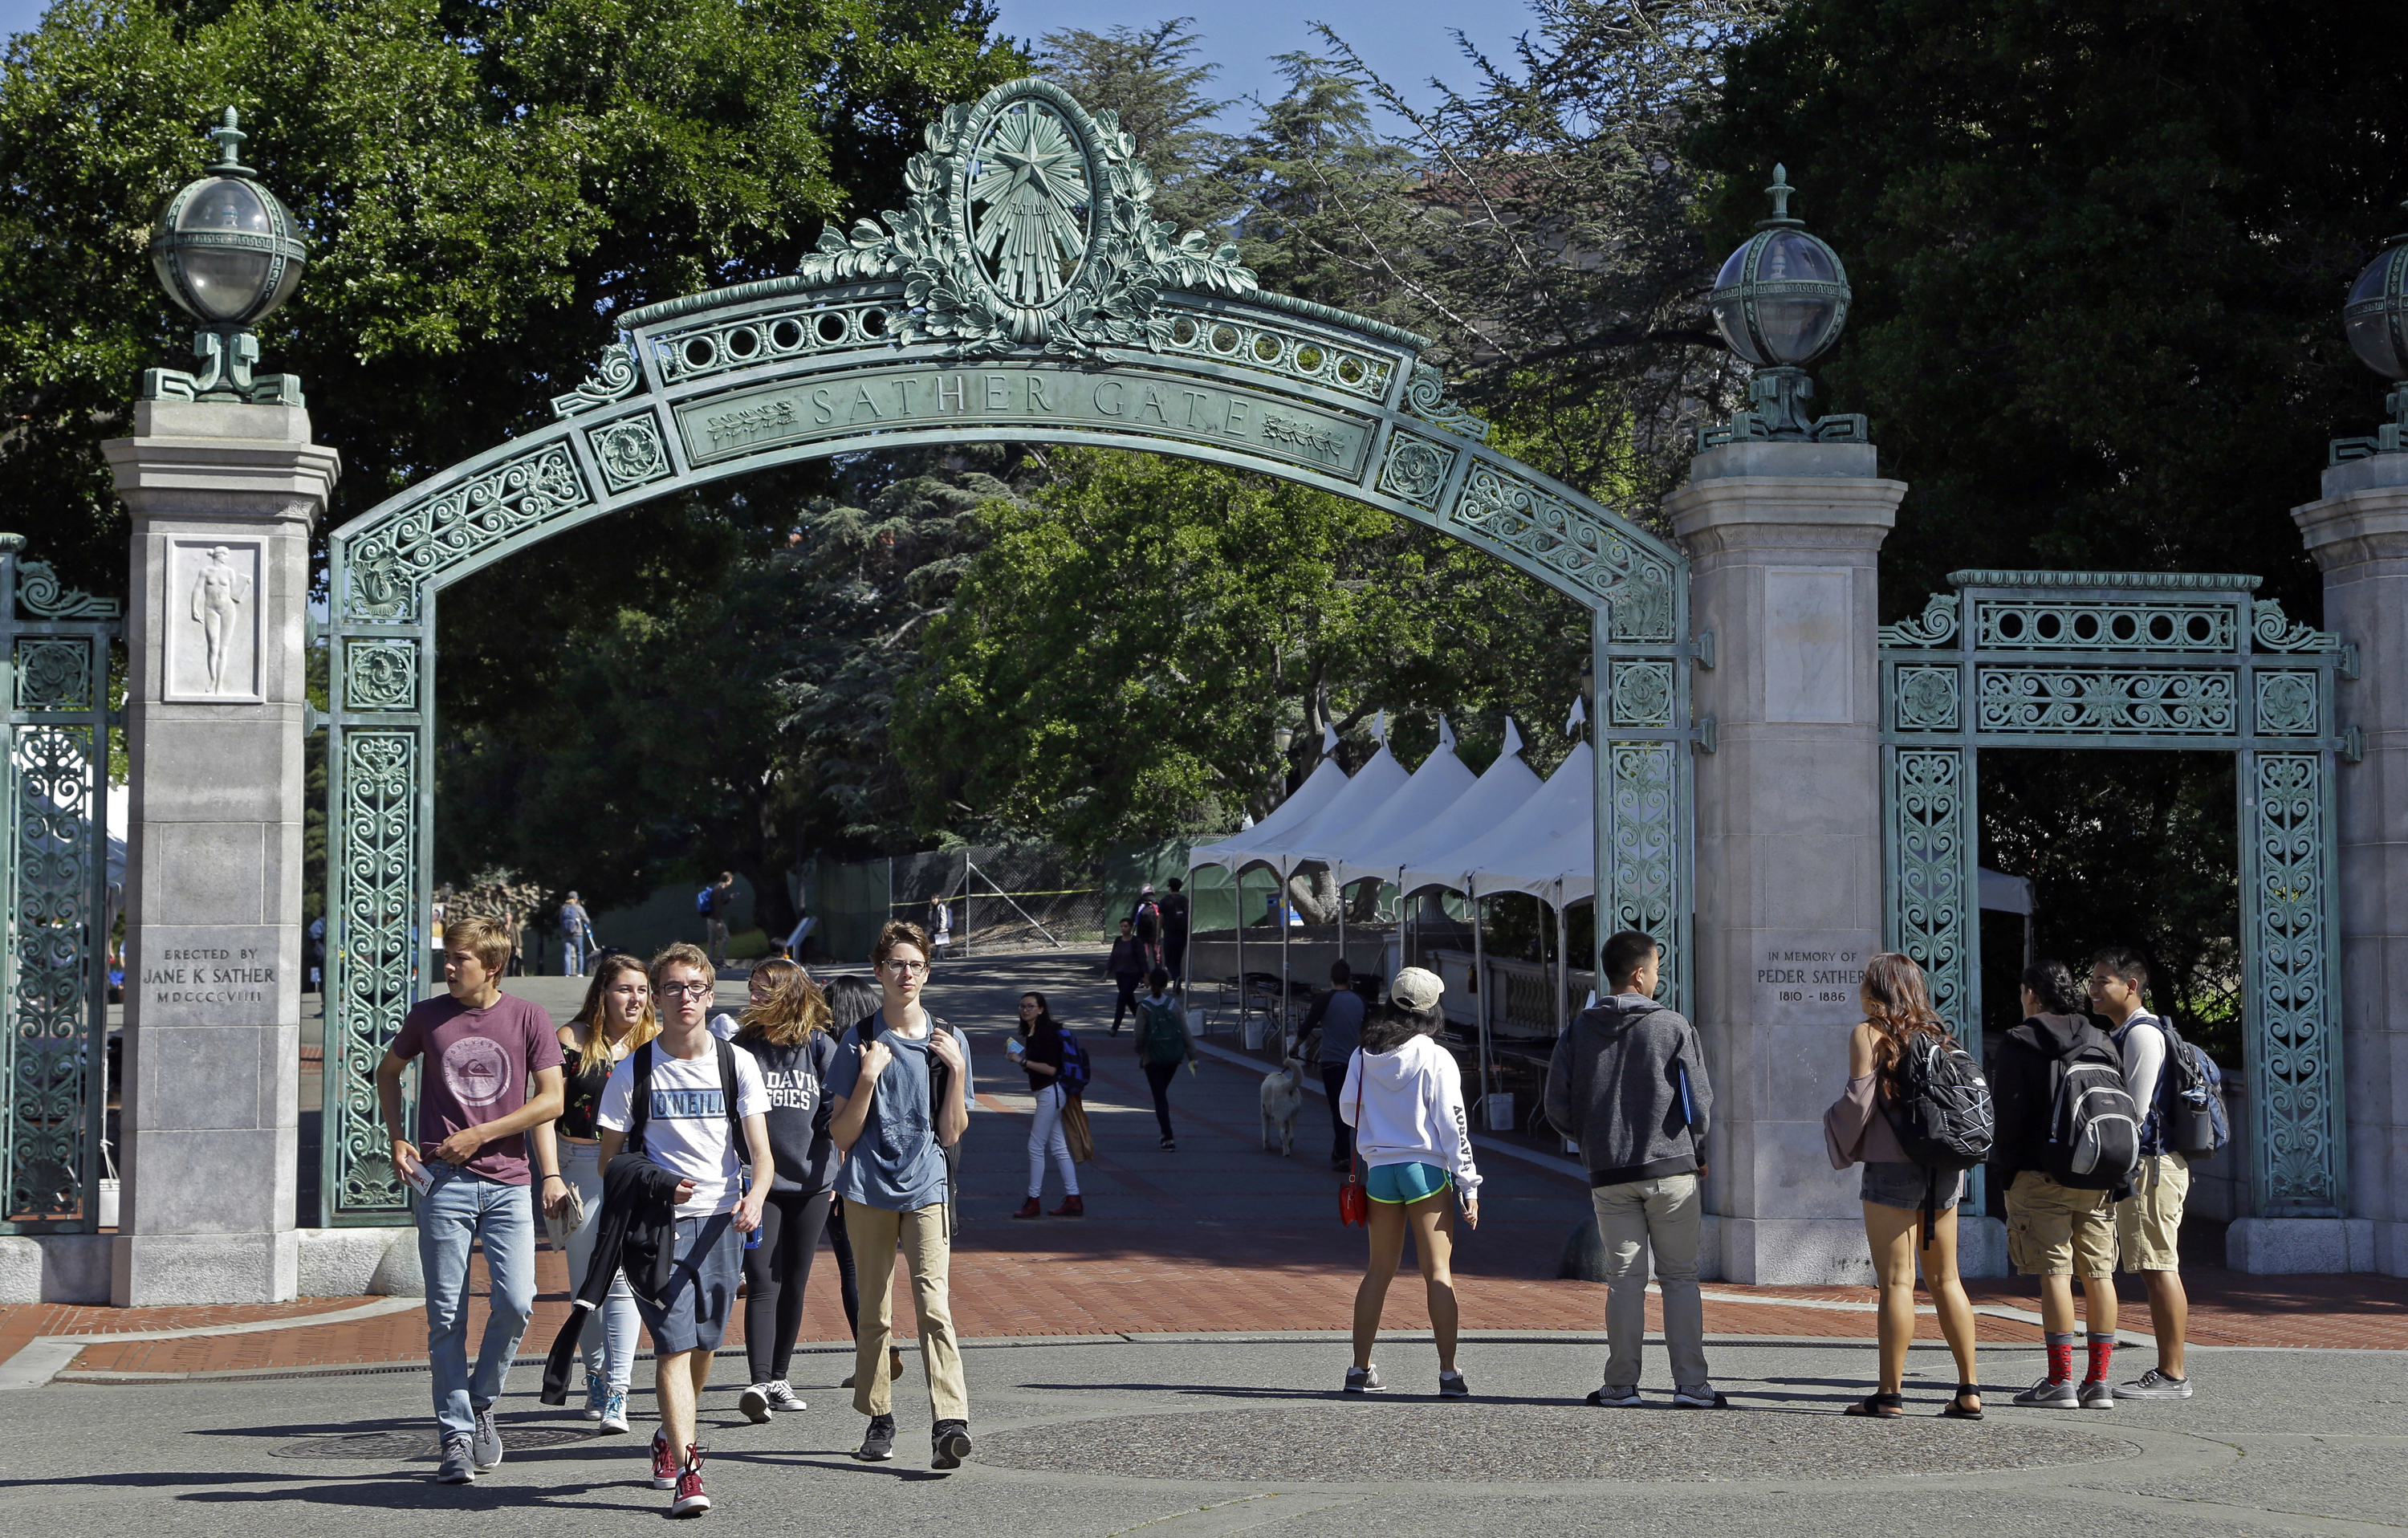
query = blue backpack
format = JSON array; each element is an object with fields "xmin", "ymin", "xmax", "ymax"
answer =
[
  {"xmin": 2133, "ymin": 1015, "xmax": 2229, "ymax": 1158},
  {"xmin": 695, "ymin": 886, "xmax": 714, "ymax": 916},
  {"xmin": 1055, "ymin": 1029, "xmax": 1092, "ymax": 1095}
]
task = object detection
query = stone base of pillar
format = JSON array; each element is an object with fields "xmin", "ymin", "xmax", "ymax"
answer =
[
  {"xmin": 1716, "ymin": 1213, "xmax": 2007, "ymax": 1284},
  {"xmin": 0, "ymin": 1236, "xmax": 112, "ymax": 1304},
  {"xmin": 2225, "ymin": 1217, "xmax": 2384, "ymax": 1275},
  {"xmin": 295, "ymin": 1228, "xmax": 425, "ymax": 1298},
  {"xmin": 111, "ymin": 1230, "xmax": 299, "ymax": 1306}
]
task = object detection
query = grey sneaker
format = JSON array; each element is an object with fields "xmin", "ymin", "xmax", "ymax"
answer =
[
  {"xmin": 1343, "ymin": 1364, "xmax": 1386, "ymax": 1394},
  {"xmin": 2077, "ymin": 1378, "xmax": 2117, "ymax": 1410},
  {"xmin": 739, "ymin": 1383, "xmax": 773, "ymax": 1423},
  {"xmin": 763, "ymin": 1380, "xmax": 807, "ymax": 1412},
  {"xmin": 1585, "ymin": 1386, "xmax": 1643, "ymax": 1407},
  {"xmin": 931, "ymin": 1418, "xmax": 974, "ymax": 1470},
  {"xmin": 1438, "ymin": 1370, "xmax": 1470, "ymax": 1398},
  {"xmin": 1671, "ymin": 1385, "xmax": 1730, "ymax": 1409},
  {"xmin": 435, "ymin": 1433, "xmax": 476, "ymax": 1484},
  {"xmin": 470, "ymin": 1404, "xmax": 504, "ymax": 1469},
  {"xmin": 2012, "ymin": 1377, "xmax": 2079, "ymax": 1409},
  {"xmin": 2115, "ymin": 1368, "xmax": 2193, "ymax": 1400},
  {"xmin": 855, "ymin": 1413, "xmax": 897, "ymax": 1462}
]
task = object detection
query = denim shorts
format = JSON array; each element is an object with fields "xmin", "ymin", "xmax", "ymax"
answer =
[
  {"xmin": 1860, "ymin": 1160, "xmax": 1963, "ymax": 1211},
  {"xmin": 634, "ymin": 1212, "xmax": 741, "ymax": 1354},
  {"xmin": 1366, "ymin": 1161, "xmax": 1451, "ymax": 1204}
]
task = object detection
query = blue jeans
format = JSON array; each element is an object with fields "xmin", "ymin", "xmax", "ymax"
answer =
[
  {"xmin": 562, "ymin": 935, "xmax": 589, "ymax": 975},
  {"xmin": 417, "ymin": 1163, "xmax": 537, "ymax": 1438}
]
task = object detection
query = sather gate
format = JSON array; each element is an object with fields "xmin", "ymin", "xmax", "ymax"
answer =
[{"xmin": 315, "ymin": 79, "xmax": 1702, "ymax": 1224}]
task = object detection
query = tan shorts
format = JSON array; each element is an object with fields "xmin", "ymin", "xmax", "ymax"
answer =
[
  {"xmin": 2006, "ymin": 1170, "xmax": 2117, "ymax": 1278},
  {"xmin": 2115, "ymin": 1152, "xmax": 2190, "ymax": 1271}
]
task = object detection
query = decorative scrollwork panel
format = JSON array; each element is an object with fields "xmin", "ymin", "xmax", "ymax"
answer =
[
  {"xmin": 1888, "ymin": 748, "xmax": 1975, "ymax": 1044},
  {"xmin": 13, "ymin": 637, "xmax": 95, "ymax": 711},
  {"xmin": 341, "ymin": 441, "xmax": 589, "ymax": 622},
  {"xmin": 2249, "ymin": 753, "xmax": 2340, "ymax": 1213},
  {"xmin": 2254, "ymin": 672, "xmax": 2321, "ymax": 735},
  {"xmin": 1892, "ymin": 665, "xmax": 1960, "ymax": 732},
  {"xmin": 1975, "ymin": 667, "xmax": 2236, "ymax": 735},
  {"xmin": 6, "ymin": 723, "xmax": 101, "ymax": 1226},
  {"xmin": 327, "ymin": 730, "xmax": 419, "ymax": 1219},
  {"xmin": 340, "ymin": 641, "xmax": 417, "ymax": 714},
  {"xmin": 1442, "ymin": 464, "xmax": 1676, "ymax": 640},
  {"xmin": 1605, "ymin": 743, "xmax": 1681, "ymax": 976},
  {"xmin": 1609, "ymin": 662, "xmax": 1674, "ymax": 727}
]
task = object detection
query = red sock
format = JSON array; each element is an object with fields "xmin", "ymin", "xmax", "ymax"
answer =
[
  {"xmin": 2045, "ymin": 1332, "xmax": 2077, "ymax": 1383},
  {"xmin": 2086, "ymin": 1333, "xmax": 2115, "ymax": 1384}
]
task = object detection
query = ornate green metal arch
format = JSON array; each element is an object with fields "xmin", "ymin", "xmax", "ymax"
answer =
[
  {"xmin": 1879, "ymin": 570, "xmax": 2352, "ymax": 1219},
  {"xmin": 318, "ymin": 78, "xmax": 1694, "ymax": 1223}
]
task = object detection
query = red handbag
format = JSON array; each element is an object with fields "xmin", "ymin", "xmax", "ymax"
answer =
[{"xmin": 1338, "ymin": 1057, "xmax": 1369, "ymax": 1226}]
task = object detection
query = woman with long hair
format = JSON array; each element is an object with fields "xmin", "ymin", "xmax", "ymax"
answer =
[
  {"xmin": 1339, "ymin": 968, "xmax": 1480, "ymax": 1398},
  {"xmin": 733, "ymin": 958, "xmax": 842, "ymax": 1422},
  {"xmin": 821, "ymin": 974, "xmax": 900, "ymax": 1389},
  {"xmin": 1823, "ymin": 952, "xmax": 1983, "ymax": 1419},
  {"xmin": 1009, "ymin": 991, "xmax": 1081, "ymax": 1219},
  {"xmin": 541, "ymin": 954, "xmax": 658, "ymax": 1434}
]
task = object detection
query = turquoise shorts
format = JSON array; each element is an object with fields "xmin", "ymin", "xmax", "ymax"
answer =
[{"xmin": 1366, "ymin": 1161, "xmax": 1452, "ymax": 1205}]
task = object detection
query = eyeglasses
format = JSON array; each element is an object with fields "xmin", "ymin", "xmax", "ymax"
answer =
[
  {"xmin": 657, "ymin": 980, "xmax": 714, "ymax": 1000},
  {"xmin": 881, "ymin": 958, "xmax": 929, "ymax": 975}
]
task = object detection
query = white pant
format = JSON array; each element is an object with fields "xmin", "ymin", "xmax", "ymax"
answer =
[
  {"xmin": 561, "ymin": 1140, "xmax": 637, "ymax": 1389},
  {"xmin": 1027, "ymin": 1083, "xmax": 1080, "ymax": 1198}
]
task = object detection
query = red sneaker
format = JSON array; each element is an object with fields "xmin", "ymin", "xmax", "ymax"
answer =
[
  {"xmin": 651, "ymin": 1428, "xmax": 680, "ymax": 1491},
  {"xmin": 671, "ymin": 1444, "xmax": 710, "ymax": 1516}
]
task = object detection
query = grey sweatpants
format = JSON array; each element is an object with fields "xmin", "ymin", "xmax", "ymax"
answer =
[{"xmin": 1591, "ymin": 1172, "xmax": 1710, "ymax": 1393}]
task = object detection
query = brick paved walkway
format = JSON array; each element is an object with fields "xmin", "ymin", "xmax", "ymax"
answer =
[{"xmin": 17, "ymin": 953, "xmax": 2405, "ymax": 1378}]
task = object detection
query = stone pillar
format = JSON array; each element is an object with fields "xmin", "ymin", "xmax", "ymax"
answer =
[
  {"xmin": 1668, "ymin": 441, "xmax": 1940, "ymax": 1284},
  {"xmin": 103, "ymin": 401, "xmax": 339, "ymax": 1305},
  {"xmin": 2289, "ymin": 451, "xmax": 2408, "ymax": 1279}
]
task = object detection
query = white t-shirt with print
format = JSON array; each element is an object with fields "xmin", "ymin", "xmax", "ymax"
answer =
[{"xmin": 597, "ymin": 1042, "xmax": 769, "ymax": 1218}]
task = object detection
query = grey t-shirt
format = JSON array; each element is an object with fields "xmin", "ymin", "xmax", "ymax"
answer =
[
  {"xmin": 1320, "ymin": 989, "xmax": 1367, "ymax": 1058},
  {"xmin": 827, "ymin": 1016, "xmax": 975, "ymax": 1212}
]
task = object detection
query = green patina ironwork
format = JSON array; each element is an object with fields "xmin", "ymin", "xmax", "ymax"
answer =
[
  {"xmin": 1700, "ymin": 166, "xmax": 1865, "ymax": 450},
  {"xmin": 141, "ymin": 110, "xmax": 308, "ymax": 407},
  {"xmin": 1881, "ymin": 570, "xmax": 2351, "ymax": 1219},
  {"xmin": 0, "ymin": 535, "xmax": 121, "ymax": 1235},
  {"xmin": 319, "ymin": 77, "xmax": 1700, "ymax": 1224}
]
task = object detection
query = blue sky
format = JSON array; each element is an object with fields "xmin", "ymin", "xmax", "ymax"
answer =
[{"xmin": 0, "ymin": 1, "xmax": 1540, "ymax": 132}]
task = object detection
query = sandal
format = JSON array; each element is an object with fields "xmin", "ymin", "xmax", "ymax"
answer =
[
  {"xmin": 1938, "ymin": 1384, "xmax": 1984, "ymax": 1421},
  {"xmin": 1845, "ymin": 1391, "xmax": 1905, "ymax": 1418}
]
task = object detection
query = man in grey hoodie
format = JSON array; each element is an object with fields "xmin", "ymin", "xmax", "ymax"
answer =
[{"xmin": 1543, "ymin": 929, "xmax": 1724, "ymax": 1409}]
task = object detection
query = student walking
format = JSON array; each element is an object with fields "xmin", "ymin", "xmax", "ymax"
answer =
[
  {"xmin": 1340, "ymin": 967, "xmax": 1480, "ymax": 1397},
  {"xmin": 701, "ymin": 872, "xmax": 736, "ymax": 967},
  {"xmin": 374, "ymin": 916, "xmax": 566, "ymax": 1484},
  {"xmin": 559, "ymin": 891, "xmax": 596, "ymax": 976},
  {"xmin": 1300, "ymin": 960, "xmax": 1368, "ymax": 1170},
  {"xmin": 536, "ymin": 954, "xmax": 657, "ymax": 1435},
  {"xmin": 1107, "ymin": 918, "xmax": 1147, "ymax": 1035},
  {"xmin": 1131, "ymin": 884, "xmax": 1164, "ymax": 970},
  {"xmin": 2090, "ymin": 948, "xmax": 2195, "ymax": 1400},
  {"xmin": 593, "ymin": 942, "xmax": 774, "ymax": 1516},
  {"xmin": 1011, "ymin": 991, "xmax": 1083, "ymax": 1217},
  {"xmin": 1544, "ymin": 929, "xmax": 1725, "ymax": 1409},
  {"xmin": 1133, "ymin": 967, "xmax": 1193, "ymax": 1150},
  {"xmin": 827, "ymin": 921, "xmax": 976, "ymax": 1469},
  {"xmin": 1823, "ymin": 953, "xmax": 1984, "ymax": 1419},
  {"xmin": 732, "ymin": 957, "xmax": 844, "ymax": 1425},
  {"xmin": 1995, "ymin": 959, "xmax": 2135, "ymax": 1410},
  {"xmin": 930, "ymin": 895, "xmax": 953, "ymax": 958},
  {"xmin": 820, "ymin": 975, "xmax": 904, "ymax": 1390},
  {"xmin": 1158, "ymin": 877, "xmax": 1191, "ymax": 985}
]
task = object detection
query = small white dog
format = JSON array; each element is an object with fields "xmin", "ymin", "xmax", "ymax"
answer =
[{"xmin": 1259, "ymin": 1049, "xmax": 1305, "ymax": 1156}]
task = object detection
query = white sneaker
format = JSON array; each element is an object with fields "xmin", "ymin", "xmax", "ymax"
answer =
[
  {"xmin": 2114, "ymin": 1368, "xmax": 2193, "ymax": 1400},
  {"xmin": 598, "ymin": 1388, "xmax": 629, "ymax": 1436},
  {"xmin": 739, "ymin": 1384, "xmax": 772, "ymax": 1424},
  {"xmin": 1671, "ymin": 1385, "xmax": 1730, "ymax": 1409},
  {"xmin": 763, "ymin": 1380, "xmax": 807, "ymax": 1412}
]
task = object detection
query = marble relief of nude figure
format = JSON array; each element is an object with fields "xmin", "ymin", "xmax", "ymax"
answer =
[{"xmin": 189, "ymin": 546, "xmax": 253, "ymax": 693}]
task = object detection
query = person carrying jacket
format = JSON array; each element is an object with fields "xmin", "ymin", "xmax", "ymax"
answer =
[
  {"xmin": 540, "ymin": 1150, "xmax": 689, "ymax": 1405},
  {"xmin": 1543, "ymin": 929, "xmax": 1723, "ymax": 1410},
  {"xmin": 1994, "ymin": 958, "xmax": 2126, "ymax": 1410}
]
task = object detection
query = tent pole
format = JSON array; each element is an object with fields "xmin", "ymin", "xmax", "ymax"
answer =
[
  {"xmin": 1279, "ymin": 860, "xmax": 1291, "ymax": 1050},
  {"xmin": 1336, "ymin": 873, "xmax": 1346, "ymax": 979},
  {"xmin": 1471, "ymin": 878, "xmax": 1490, "ymax": 1121},
  {"xmin": 1235, "ymin": 865, "xmax": 1245, "ymax": 1038},
  {"xmin": 1555, "ymin": 880, "xmax": 1568, "ymax": 1040}
]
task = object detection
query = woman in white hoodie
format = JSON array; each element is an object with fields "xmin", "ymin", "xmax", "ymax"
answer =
[{"xmin": 1339, "ymin": 966, "xmax": 1481, "ymax": 1398}]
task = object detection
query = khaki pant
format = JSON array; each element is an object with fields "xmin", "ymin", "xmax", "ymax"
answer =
[
  {"xmin": 2005, "ymin": 1169, "xmax": 2117, "ymax": 1278},
  {"xmin": 2115, "ymin": 1152, "xmax": 2189, "ymax": 1272},
  {"xmin": 844, "ymin": 1197, "xmax": 967, "ymax": 1421},
  {"xmin": 1591, "ymin": 1173, "xmax": 1710, "ymax": 1394}
]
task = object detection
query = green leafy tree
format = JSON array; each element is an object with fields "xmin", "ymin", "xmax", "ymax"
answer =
[{"xmin": 1037, "ymin": 16, "xmax": 1239, "ymax": 238}]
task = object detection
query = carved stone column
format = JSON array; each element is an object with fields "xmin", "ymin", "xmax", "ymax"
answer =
[
  {"xmin": 2291, "ymin": 451, "xmax": 2408, "ymax": 1278},
  {"xmin": 1667, "ymin": 441, "xmax": 1958, "ymax": 1284},
  {"xmin": 103, "ymin": 400, "xmax": 339, "ymax": 1304}
]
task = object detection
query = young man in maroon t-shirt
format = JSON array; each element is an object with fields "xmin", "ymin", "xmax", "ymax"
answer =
[{"xmin": 376, "ymin": 915, "xmax": 564, "ymax": 1483}]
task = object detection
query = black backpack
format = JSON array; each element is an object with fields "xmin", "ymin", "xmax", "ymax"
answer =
[
  {"xmin": 2048, "ymin": 1024, "xmax": 2142, "ymax": 1186},
  {"xmin": 1881, "ymin": 1029, "xmax": 1995, "ymax": 1246},
  {"xmin": 627, "ymin": 1039, "xmax": 744, "ymax": 1162},
  {"xmin": 2130, "ymin": 1015, "xmax": 2230, "ymax": 1159}
]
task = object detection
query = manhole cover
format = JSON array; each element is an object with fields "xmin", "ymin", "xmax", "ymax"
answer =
[
  {"xmin": 273, "ymin": 1426, "xmax": 593, "ymax": 1460},
  {"xmin": 978, "ymin": 1406, "xmax": 2138, "ymax": 1484}
]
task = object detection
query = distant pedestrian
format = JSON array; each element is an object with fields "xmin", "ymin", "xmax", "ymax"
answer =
[
  {"xmin": 305, "ymin": 914, "xmax": 325, "ymax": 993},
  {"xmin": 2089, "ymin": 948, "xmax": 2195, "ymax": 1402},
  {"xmin": 732, "ymin": 957, "xmax": 842, "ymax": 1426},
  {"xmin": 1107, "ymin": 918, "xmax": 1146, "ymax": 1036},
  {"xmin": 1158, "ymin": 877, "xmax": 1191, "ymax": 985},
  {"xmin": 374, "ymin": 916, "xmax": 566, "ymax": 1483},
  {"xmin": 1300, "ymin": 960, "xmax": 1367, "ymax": 1170},
  {"xmin": 594, "ymin": 942, "xmax": 774, "ymax": 1516},
  {"xmin": 504, "ymin": 910, "xmax": 525, "ymax": 977},
  {"xmin": 538, "ymin": 954, "xmax": 657, "ymax": 1435},
  {"xmin": 702, "ymin": 871, "xmax": 736, "ymax": 967},
  {"xmin": 930, "ymin": 895, "xmax": 953, "ymax": 958},
  {"xmin": 559, "ymin": 892, "xmax": 596, "ymax": 976},
  {"xmin": 1131, "ymin": 885, "xmax": 1163, "ymax": 970},
  {"xmin": 1011, "ymin": 991, "xmax": 1083, "ymax": 1217},
  {"xmin": 1544, "ymin": 929, "xmax": 1725, "ymax": 1409},
  {"xmin": 1133, "ymin": 967, "xmax": 1193, "ymax": 1151},
  {"xmin": 1340, "ymin": 967, "xmax": 1479, "ymax": 1398},
  {"xmin": 826, "ymin": 922, "xmax": 976, "ymax": 1469},
  {"xmin": 1823, "ymin": 953, "xmax": 1984, "ymax": 1419},
  {"xmin": 821, "ymin": 974, "xmax": 899, "ymax": 1389},
  {"xmin": 1995, "ymin": 959, "xmax": 2135, "ymax": 1410}
]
